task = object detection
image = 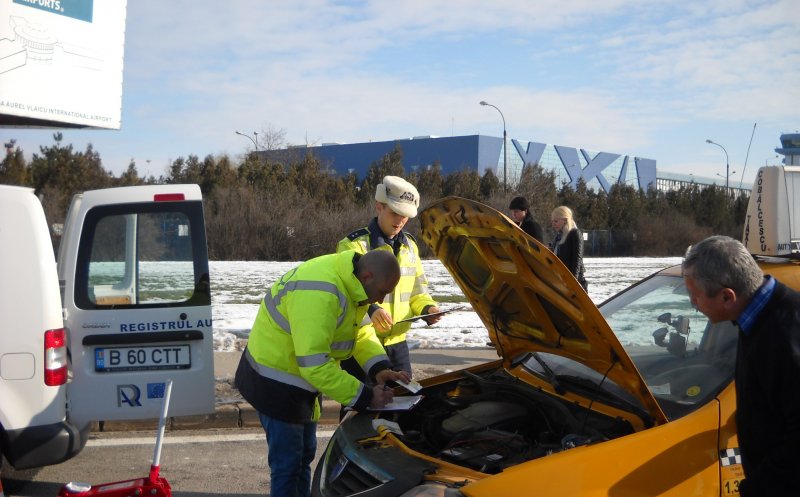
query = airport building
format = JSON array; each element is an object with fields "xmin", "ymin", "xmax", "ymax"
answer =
[
  {"xmin": 264, "ymin": 134, "xmax": 755, "ymax": 194},
  {"xmin": 776, "ymin": 133, "xmax": 800, "ymax": 166}
]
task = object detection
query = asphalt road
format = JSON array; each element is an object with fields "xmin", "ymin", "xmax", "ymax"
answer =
[
  {"xmin": 1, "ymin": 348, "xmax": 500, "ymax": 496},
  {"xmin": 2, "ymin": 425, "xmax": 338, "ymax": 497}
]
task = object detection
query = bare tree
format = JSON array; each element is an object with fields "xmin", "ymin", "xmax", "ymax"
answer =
[{"xmin": 258, "ymin": 123, "xmax": 288, "ymax": 151}]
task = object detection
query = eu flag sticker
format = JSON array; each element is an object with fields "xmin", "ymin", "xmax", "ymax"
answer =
[{"xmin": 147, "ymin": 382, "xmax": 166, "ymax": 399}]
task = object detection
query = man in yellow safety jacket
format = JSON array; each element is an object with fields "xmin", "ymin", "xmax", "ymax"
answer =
[
  {"xmin": 337, "ymin": 175, "xmax": 442, "ymax": 379},
  {"xmin": 235, "ymin": 249, "xmax": 409, "ymax": 497}
]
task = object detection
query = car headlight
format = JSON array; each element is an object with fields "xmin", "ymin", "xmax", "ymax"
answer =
[
  {"xmin": 315, "ymin": 416, "xmax": 441, "ymax": 496},
  {"xmin": 319, "ymin": 437, "xmax": 390, "ymax": 495}
]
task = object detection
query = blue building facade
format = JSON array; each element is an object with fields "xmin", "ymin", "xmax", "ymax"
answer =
[{"xmin": 272, "ymin": 135, "xmax": 657, "ymax": 193}]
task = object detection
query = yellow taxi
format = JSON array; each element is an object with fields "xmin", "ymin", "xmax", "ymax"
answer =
[{"xmin": 313, "ymin": 168, "xmax": 800, "ymax": 497}]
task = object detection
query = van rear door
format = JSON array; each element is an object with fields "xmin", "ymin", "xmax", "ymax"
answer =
[{"xmin": 58, "ymin": 185, "xmax": 213, "ymax": 426}]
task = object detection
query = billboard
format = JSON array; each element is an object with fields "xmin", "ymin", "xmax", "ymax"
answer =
[{"xmin": 0, "ymin": 0, "xmax": 127, "ymax": 129}]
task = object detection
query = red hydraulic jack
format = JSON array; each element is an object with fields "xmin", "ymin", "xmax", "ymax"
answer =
[{"xmin": 58, "ymin": 379, "xmax": 175, "ymax": 497}]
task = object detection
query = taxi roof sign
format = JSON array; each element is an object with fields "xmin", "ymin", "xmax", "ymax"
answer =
[{"xmin": 743, "ymin": 166, "xmax": 800, "ymax": 258}]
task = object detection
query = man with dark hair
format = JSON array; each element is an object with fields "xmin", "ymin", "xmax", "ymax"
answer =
[
  {"xmin": 235, "ymin": 249, "xmax": 408, "ymax": 497},
  {"xmin": 682, "ymin": 235, "xmax": 800, "ymax": 496},
  {"xmin": 508, "ymin": 196, "xmax": 544, "ymax": 243}
]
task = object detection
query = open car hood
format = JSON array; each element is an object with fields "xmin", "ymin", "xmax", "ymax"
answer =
[{"xmin": 419, "ymin": 197, "xmax": 668, "ymax": 424}]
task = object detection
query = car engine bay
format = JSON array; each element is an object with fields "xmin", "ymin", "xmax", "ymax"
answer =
[{"xmin": 380, "ymin": 367, "xmax": 636, "ymax": 474}]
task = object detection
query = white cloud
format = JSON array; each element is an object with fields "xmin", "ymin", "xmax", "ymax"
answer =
[{"xmin": 5, "ymin": 0, "xmax": 796, "ymax": 182}]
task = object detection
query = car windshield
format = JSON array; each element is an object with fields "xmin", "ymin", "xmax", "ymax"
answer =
[
  {"xmin": 599, "ymin": 273, "xmax": 737, "ymax": 420},
  {"xmin": 521, "ymin": 272, "xmax": 737, "ymax": 421}
]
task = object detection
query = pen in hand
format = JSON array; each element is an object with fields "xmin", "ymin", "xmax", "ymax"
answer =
[{"xmin": 370, "ymin": 383, "xmax": 394, "ymax": 409}]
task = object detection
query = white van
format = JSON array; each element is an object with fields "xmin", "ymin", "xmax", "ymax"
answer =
[{"xmin": 0, "ymin": 184, "xmax": 214, "ymax": 470}]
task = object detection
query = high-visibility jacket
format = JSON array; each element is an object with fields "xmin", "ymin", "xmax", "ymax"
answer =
[
  {"xmin": 337, "ymin": 218, "xmax": 438, "ymax": 346},
  {"xmin": 234, "ymin": 251, "xmax": 391, "ymax": 423}
]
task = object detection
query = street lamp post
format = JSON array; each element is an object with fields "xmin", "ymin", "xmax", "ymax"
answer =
[
  {"xmin": 480, "ymin": 101, "xmax": 507, "ymax": 192},
  {"xmin": 706, "ymin": 139, "xmax": 731, "ymax": 193},
  {"xmin": 235, "ymin": 130, "xmax": 259, "ymax": 152}
]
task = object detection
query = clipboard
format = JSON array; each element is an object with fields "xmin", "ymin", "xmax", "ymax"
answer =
[
  {"xmin": 366, "ymin": 395, "xmax": 423, "ymax": 411},
  {"xmin": 396, "ymin": 306, "xmax": 465, "ymax": 324}
]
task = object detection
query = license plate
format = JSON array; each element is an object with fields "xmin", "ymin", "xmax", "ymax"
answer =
[{"xmin": 95, "ymin": 345, "xmax": 191, "ymax": 372}]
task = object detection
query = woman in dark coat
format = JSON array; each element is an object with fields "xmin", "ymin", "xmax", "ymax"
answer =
[
  {"xmin": 508, "ymin": 196, "xmax": 544, "ymax": 243},
  {"xmin": 550, "ymin": 205, "xmax": 587, "ymax": 291}
]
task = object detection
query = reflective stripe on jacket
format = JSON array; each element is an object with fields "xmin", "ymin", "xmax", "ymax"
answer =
[
  {"xmin": 235, "ymin": 250, "xmax": 389, "ymax": 423},
  {"xmin": 337, "ymin": 219, "xmax": 437, "ymax": 347}
]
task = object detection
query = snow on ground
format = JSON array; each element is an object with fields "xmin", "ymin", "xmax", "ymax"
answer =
[{"xmin": 210, "ymin": 257, "xmax": 682, "ymax": 351}]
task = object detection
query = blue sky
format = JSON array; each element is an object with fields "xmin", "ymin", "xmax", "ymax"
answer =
[{"xmin": 6, "ymin": 0, "xmax": 799, "ymax": 184}]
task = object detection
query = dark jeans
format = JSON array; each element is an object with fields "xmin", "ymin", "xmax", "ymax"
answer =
[
  {"xmin": 385, "ymin": 340, "xmax": 412, "ymax": 377},
  {"xmin": 258, "ymin": 412, "xmax": 317, "ymax": 497},
  {"xmin": 340, "ymin": 340, "xmax": 412, "ymax": 380}
]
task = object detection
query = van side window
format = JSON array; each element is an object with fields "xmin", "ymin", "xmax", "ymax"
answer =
[{"xmin": 75, "ymin": 202, "xmax": 210, "ymax": 309}]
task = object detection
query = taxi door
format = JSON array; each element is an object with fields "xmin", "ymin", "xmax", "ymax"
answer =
[{"xmin": 58, "ymin": 185, "xmax": 213, "ymax": 427}]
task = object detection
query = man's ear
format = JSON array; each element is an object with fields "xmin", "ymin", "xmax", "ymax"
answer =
[{"xmin": 721, "ymin": 287, "xmax": 737, "ymax": 304}]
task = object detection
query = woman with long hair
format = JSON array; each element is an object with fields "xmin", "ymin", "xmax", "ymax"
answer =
[{"xmin": 550, "ymin": 205, "xmax": 587, "ymax": 291}]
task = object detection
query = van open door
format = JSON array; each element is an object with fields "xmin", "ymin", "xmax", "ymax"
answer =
[{"xmin": 58, "ymin": 185, "xmax": 213, "ymax": 427}]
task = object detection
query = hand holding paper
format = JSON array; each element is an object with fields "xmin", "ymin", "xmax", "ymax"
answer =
[
  {"xmin": 397, "ymin": 379, "xmax": 423, "ymax": 393},
  {"xmin": 396, "ymin": 306, "xmax": 466, "ymax": 324}
]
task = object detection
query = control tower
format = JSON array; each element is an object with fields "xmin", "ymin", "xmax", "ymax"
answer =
[{"xmin": 776, "ymin": 133, "xmax": 800, "ymax": 166}]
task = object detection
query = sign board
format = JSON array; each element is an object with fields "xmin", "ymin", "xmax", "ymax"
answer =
[
  {"xmin": 0, "ymin": 0, "xmax": 127, "ymax": 129},
  {"xmin": 743, "ymin": 166, "xmax": 800, "ymax": 257}
]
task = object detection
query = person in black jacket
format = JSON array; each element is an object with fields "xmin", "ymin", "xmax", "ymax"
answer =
[
  {"xmin": 682, "ymin": 235, "xmax": 800, "ymax": 497},
  {"xmin": 549, "ymin": 205, "xmax": 587, "ymax": 290},
  {"xmin": 508, "ymin": 196, "xmax": 544, "ymax": 243}
]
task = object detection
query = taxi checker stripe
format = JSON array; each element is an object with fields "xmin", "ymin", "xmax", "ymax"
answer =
[
  {"xmin": 245, "ymin": 348, "xmax": 316, "ymax": 392},
  {"xmin": 719, "ymin": 447, "xmax": 742, "ymax": 466},
  {"xmin": 264, "ymin": 280, "xmax": 348, "ymax": 333}
]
